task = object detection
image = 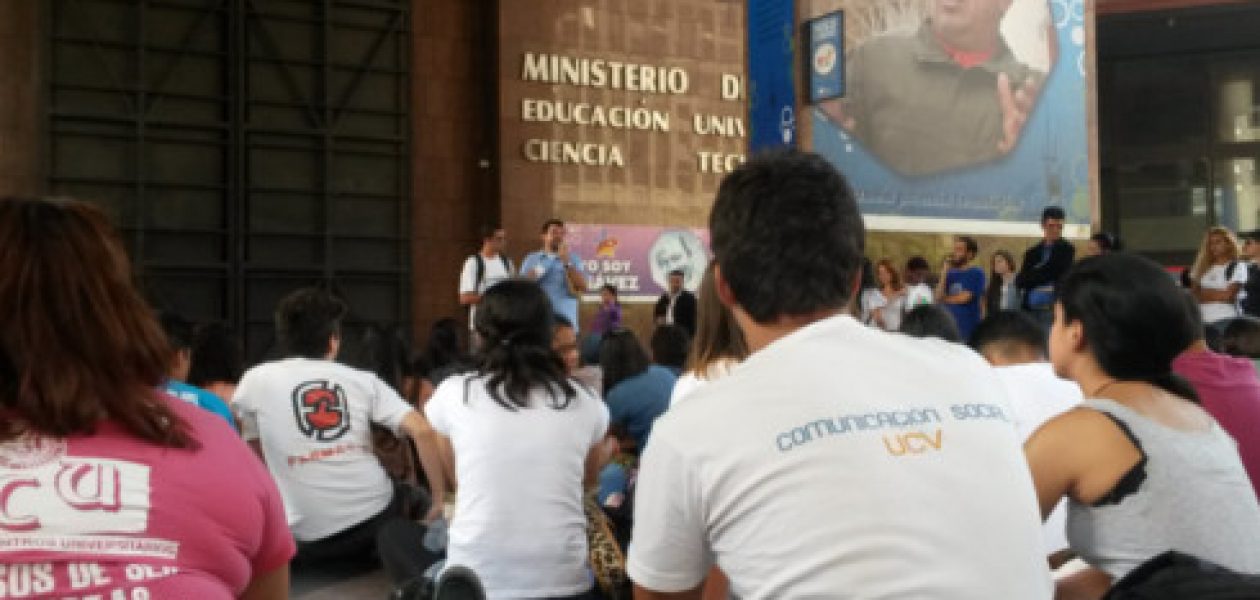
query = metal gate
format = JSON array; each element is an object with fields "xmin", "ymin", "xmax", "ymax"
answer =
[{"xmin": 48, "ymin": 0, "xmax": 412, "ymax": 361}]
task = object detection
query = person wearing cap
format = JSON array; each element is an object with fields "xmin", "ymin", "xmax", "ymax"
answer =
[{"xmin": 654, "ymin": 268, "xmax": 697, "ymax": 337}]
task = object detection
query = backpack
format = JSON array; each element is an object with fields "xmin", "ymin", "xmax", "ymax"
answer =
[
  {"xmin": 1241, "ymin": 262, "xmax": 1260, "ymax": 317},
  {"xmin": 473, "ymin": 253, "xmax": 513, "ymax": 292}
]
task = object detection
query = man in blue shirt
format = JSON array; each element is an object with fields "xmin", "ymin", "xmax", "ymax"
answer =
[
  {"xmin": 159, "ymin": 312, "xmax": 238, "ymax": 431},
  {"xmin": 937, "ymin": 236, "xmax": 986, "ymax": 341},
  {"xmin": 520, "ymin": 218, "xmax": 588, "ymax": 332}
]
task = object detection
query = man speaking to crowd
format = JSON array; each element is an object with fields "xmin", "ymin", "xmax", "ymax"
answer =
[{"xmin": 822, "ymin": 0, "xmax": 1043, "ymax": 176}]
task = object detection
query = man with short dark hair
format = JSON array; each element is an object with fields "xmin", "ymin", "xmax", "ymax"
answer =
[
  {"xmin": 521, "ymin": 219, "xmax": 588, "ymax": 333},
  {"xmin": 159, "ymin": 311, "xmax": 237, "ymax": 430},
  {"xmin": 233, "ymin": 288, "xmax": 446, "ymax": 563},
  {"xmin": 628, "ymin": 151, "xmax": 1051, "ymax": 599},
  {"xmin": 1238, "ymin": 230, "xmax": 1260, "ymax": 318},
  {"xmin": 459, "ymin": 224, "xmax": 513, "ymax": 342},
  {"xmin": 653, "ymin": 268, "xmax": 697, "ymax": 336},
  {"xmin": 1016, "ymin": 206, "xmax": 1075, "ymax": 327},
  {"xmin": 969, "ymin": 311, "xmax": 1082, "ymax": 559},
  {"xmin": 936, "ymin": 235, "xmax": 986, "ymax": 341}
]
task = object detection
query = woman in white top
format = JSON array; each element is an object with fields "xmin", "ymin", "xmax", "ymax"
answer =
[
  {"xmin": 871, "ymin": 258, "xmax": 907, "ymax": 331},
  {"xmin": 670, "ymin": 263, "xmax": 749, "ymax": 406},
  {"xmin": 984, "ymin": 250, "xmax": 1020, "ymax": 316},
  {"xmin": 424, "ymin": 279, "xmax": 609, "ymax": 599},
  {"xmin": 1190, "ymin": 226, "xmax": 1247, "ymax": 325}
]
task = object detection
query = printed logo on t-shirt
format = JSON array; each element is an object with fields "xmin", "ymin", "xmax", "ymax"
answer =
[{"xmin": 291, "ymin": 380, "xmax": 351, "ymax": 442}]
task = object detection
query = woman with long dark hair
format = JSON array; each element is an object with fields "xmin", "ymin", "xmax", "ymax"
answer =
[
  {"xmin": 984, "ymin": 250, "xmax": 1019, "ymax": 316},
  {"xmin": 0, "ymin": 197, "xmax": 292, "ymax": 598},
  {"xmin": 1026, "ymin": 254, "xmax": 1260, "ymax": 598},
  {"xmin": 423, "ymin": 279, "xmax": 608, "ymax": 598}
]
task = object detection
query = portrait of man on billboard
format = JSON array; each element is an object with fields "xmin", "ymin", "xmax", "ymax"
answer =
[{"xmin": 820, "ymin": 0, "xmax": 1049, "ymax": 177}]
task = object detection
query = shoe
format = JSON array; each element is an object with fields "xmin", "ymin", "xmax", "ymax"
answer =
[{"xmin": 433, "ymin": 565, "xmax": 485, "ymax": 600}]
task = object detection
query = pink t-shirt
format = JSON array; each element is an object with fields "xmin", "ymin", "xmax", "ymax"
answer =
[
  {"xmin": 1174, "ymin": 349, "xmax": 1260, "ymax": 500},
  {"xmin": 0, "ymin": 396, "xmax": 294, "ymax": 599}
]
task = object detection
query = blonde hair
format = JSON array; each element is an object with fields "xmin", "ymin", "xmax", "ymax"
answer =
[{"xmin": 1190, "ymin": 226, "xmax": 1242, "ymax": 282}]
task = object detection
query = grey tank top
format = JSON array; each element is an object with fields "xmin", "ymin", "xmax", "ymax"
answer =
[{"xmin": 1067, "ymin": 399, "xmax": 1260, "ymax": 580}]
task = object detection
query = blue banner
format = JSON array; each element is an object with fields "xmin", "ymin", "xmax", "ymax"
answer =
[
  {"xmin": 807, "ymin": 12, "xmax": 844, "ymax": 103},
  {"xmin": 748, "ymin": 0, "xmax": 797, "ymax": 151}
]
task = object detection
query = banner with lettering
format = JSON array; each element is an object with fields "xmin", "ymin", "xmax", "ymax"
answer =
[
  {"xmin": 748, "ymin": 0, "xmax": 799, "ymax": 151},
  {"xmin": 566, "ymin": 224, "xmax": 711, "ymax": 303},
  {"xmin": 808, "ymin": 0, "xmax": 1092, "ymax": 237}
]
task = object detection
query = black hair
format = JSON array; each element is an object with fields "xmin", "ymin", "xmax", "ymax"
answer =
[
  {"xmin": 158, "ymin": 311, "xmax": 195, "ymax": 351},
  {"xmin": 1042, "ymin": 206, "xmax": 1066, "ymax": 222},
  {"xmin": 424, "ymin": 317, "xmax": 467, "ymax": 371},
  {"xmin": 1223, "ymin": 317, "xmax": 1260, "ymax": 359},
  {"xmin": 899, "ymin": 305, "xmax": 962, "ymax": 343},
  {"xmin": 859, "ymin": 257, "xmax": 878, "ymax": 290},
  {"xmin": 480, "ymin": 224, "xmax": 502, "ymax": 241},
  {"xmin": 600, "ymin": 329, "xmax": 651, "ymax": 395},
  {"xmin": 1090, "ymin": 232, "xmax": 1122, "ymax": 253},
  {"xmin": 473, "ymin": 279, "xmax": 575, "ymax": 410},
  {"xmin": 345, "ymin": 323, "xmax": 412, "ymax": 393},
  {"xmin": 187, "ymin": 322, "xmax": 243, "ymax": 387},
  {"xmin": 957, "ymin": 236, "xmax": 979, "ymax": 258},
  {"xmin": 275, "ymin": 288, "xmax": 348, "ymax": 359},
  {"xmin": 600, "ymin": 284, "xmax": 619, "ymax": 297},
  {"xmin": 541, "ymin": 218, "xmax": 565, "ymax": 233},
  {"xmin": 552, "ymin": 313, "xmax": 574, "ymax": 329},
  {"xmin": 968, "ymin": 311, "xmax": 1046, "ymax": 358},
  {"xmin": 668, "ymin": 269, "xmax": 685, "ymax": 278},
  {"xmin": 650, "ymin": 325, "xmax": 691, "ymax": 371},
  {"xmin": 709, "ymin": 150, "xmax": 864, "ymax": 323},
  {"xmin": 1058, "ymin": 254, "xmax": 1200, "ymax": 403}
]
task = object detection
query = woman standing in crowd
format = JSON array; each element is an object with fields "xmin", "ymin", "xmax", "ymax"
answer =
[
  {"xmin": 856, "ymin": 257, "xmax": 887, "ymax": 326},
  {"xmin": 422, "ymin": 280, "xmax": 609, "ymax": 599},
  {"xmin": 985, "ymin": 250, "xmax": 1020, "ymax": 316},
  {"xmin": 1189, "ymin": 226, "xmax": 1248, "ymax": 326},
  {"xmin": 670, "ymin": 263, "xmax": 749, "ymax": 405},
  {"xmin": 0, "ymin": 197, "xmax": 293, "ymax": 598},
  {"xmin": 1025, "ymin": 254, "xmax": 1260, "ymax": 599},
  {"xmin": 871, "ymin": 258, "xmax": 907, "ymax": 331}
]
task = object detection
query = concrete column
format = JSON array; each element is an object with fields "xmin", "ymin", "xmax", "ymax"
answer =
[{"xmin": 0, "ymin": 0, "xmax": 42, "ymax": 196}]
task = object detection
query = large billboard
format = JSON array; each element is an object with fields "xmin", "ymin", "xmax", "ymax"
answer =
[
  {"xmin": 566, "ymin": 224, "xmax": 711, "ymax": 303},
  {"xmin": 810, "ymin": 0, "xmax": 1091, "ymax": 237}
]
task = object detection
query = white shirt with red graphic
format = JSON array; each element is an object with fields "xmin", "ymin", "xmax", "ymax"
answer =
[
  {"xmin": 233, "ymin": 357, "xmax": 413, "ymax": 542},
  {"xmin": 0, "ymin": 396, "xmax": 293, "ymax": 599}
]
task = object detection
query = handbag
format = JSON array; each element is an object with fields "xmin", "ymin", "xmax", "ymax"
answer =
[{"xmin": 585, "ymin": 493, "xmax": 629, "ymax": 599}]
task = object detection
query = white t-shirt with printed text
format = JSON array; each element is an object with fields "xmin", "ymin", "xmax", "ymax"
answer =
[
  {"xmin": 993, "ymin": 362, "xmax": 1084, "ymax": 555},
  {"xmin": 628, "ymin": 315, "xmax": 1052, "ymax": 599},
  {"xmin": 233, "ymin": 357, "xmax": 413, "ymax": 541},
  {"xmin": 459, "ymin": 253, "xmax": 514, "ymax": 330},
  {"xmin": 426, "ymin": 374, "xmax": 609, "ymax": 599}
]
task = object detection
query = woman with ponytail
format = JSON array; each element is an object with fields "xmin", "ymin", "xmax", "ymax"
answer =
[
  {"xmin": 1025, "ymin": 253, "xmax": 1260, "ymax": 599},
  {"xmin": 422, "ymin": 279, "xmax": 609, "ymax": 599}
]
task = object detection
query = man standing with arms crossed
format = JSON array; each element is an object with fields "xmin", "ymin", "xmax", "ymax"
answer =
[
  {"xmin": 1016, "ymin": 206, "xmax": 1075, "ymax": 329},
  {"xmin": 521, "ymin": 218, "xmax": 588, "ymax": 333}
]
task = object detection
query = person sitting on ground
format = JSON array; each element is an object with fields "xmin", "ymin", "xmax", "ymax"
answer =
[
  {"xmin": 187, "ymin": 321, "xmax": 245, "ymax": 406},
  {"xmin": 969, "ymin": 310, "xmax": 1083, "ymax": 561},
  {"xmin": 232, "ymin": 288, "xmax": 446, "ymax": 565},
  {"xmin": 159, "ymin": 311, "xmax": 238, "ymax": 430},
  {"xmin": 1222, "ymin": 317, "xmax": 1260, "ymax": 376},
  {"xmin": 1025, "ymin": 253, "xmax": 1260, "ymax": 599},
  {"xmin": 0, "ymin": 196, "xmax": 293, "ymax": 598},
  {"xmin": 650, "ymin": 324, "xmax": 691, "ymax": 375},
  {"xmin": 554, "ymin": 313, "xmax": 602, "ymax": 392},
  {"xmin": 630, "ymin": 151, "xmax": 1053, "ymax": 599},
  {"xmin": 899, "ymin": 303, "xmax": 963, "ymax": 343},
  {"xmin": 424, "ymin": 317, "xmax": 472, "ymax": 386},
  {"xmin": 1173, "ymin": 306, "xmax": 1260, "ymax": 501},
  {"xmin": 423, "ymin": 280, "xmax": 609, "ymax": 599},
  {"xmin": 600, "ymin": 329, "xmax": 677, "ymax": 454},
  {"xmin": 670, "ymin": 263, "xmax": 749, "ymax": 407}
]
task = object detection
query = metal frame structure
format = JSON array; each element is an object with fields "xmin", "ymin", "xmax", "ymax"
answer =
[{"xmin": 48, "ymin": 0, "xmax": 412, "ymax": 361}]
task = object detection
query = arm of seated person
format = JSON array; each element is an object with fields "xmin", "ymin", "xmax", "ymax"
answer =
[
  {"xmin": 400, "ymin": 410, "xmax": 449, "ymax": 521},
  {"xmin": 1024, "ymin": 407, "xmax": 1146, "ymax": 517},
  {"xmin": 240, "ymin": 564, "xmax": 289, "ymax": 600},
  {"xmin": 1054, "ymin": 566, "xmax": 1113, "ymax": 600}
]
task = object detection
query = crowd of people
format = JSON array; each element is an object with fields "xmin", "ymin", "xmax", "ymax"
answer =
[{"xmin": 6, "ymin": 150, "xmax": 1260, "ymax": 600}]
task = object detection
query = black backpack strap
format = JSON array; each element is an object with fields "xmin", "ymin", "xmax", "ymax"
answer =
[
  {"xmin": 499, "ymin": 253, "xmax": 512, "ymax": 276},
  {"xmin": 474, "ymin": 254, "xmax": 485, "ymax": 291},
  {"xmin": 1227, "ymin": 260, "xmax": 1238, "ymax": 281}
]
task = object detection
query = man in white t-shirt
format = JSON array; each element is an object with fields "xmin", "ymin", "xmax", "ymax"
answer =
[
  {"xmin": 628, "ymin": 151, "xmax": 1052, "ymax": 599},
  {"xmin": 970, "ymin": 310, "xmax": 1083, "ymax": 558},
  {"xmin": 459, "ymin": 225, "xmax": 514, "ymax": 342},
  {"xmin": 234, "ymin": 288, "xmax": 445, "ymax": 563}
]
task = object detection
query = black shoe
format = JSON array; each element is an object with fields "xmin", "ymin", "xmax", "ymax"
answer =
[{"xmin": 433, "ymin": 565, "xmax": 485, "ymax": 600}]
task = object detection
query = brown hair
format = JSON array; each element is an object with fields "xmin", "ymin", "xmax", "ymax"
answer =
[
  {"xmin": 0, "ymin": 197, "xmax": 194, "ymax": 447},
  {"xmin": 684, "ymin": 263, "xmax": 748, "ymax": 380},
  {"xmin": 875, "ymin": 259, "xmax": 903, "ymax": 292},
  {"xmin": 1190, "ymin": 226, "xmax": 1241, "ymax": 282}
]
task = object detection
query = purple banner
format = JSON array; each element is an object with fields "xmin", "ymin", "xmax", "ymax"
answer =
[{"xmin": 567, "ymin": 224, "xmax": 711, "ymax": 302}]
